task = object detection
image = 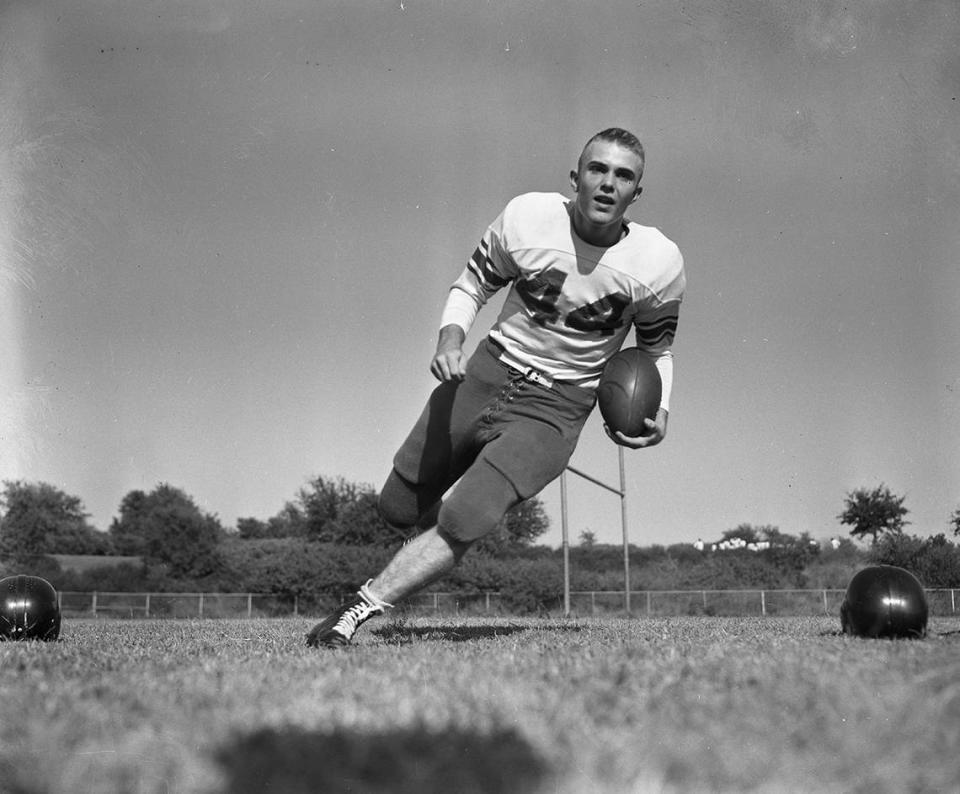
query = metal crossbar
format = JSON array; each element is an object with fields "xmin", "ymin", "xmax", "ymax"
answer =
[{"xmin": 561, "ymin": 447, "xmax": 630, "ymax": 616}]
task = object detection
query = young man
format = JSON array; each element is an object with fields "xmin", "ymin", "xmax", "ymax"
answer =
[{"xmin": 307, "ymin": 128, "xmax": 685, "ymax": 648}]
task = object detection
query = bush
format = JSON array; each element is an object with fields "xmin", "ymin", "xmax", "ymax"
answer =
[
  {"xmin": 869, "ymin": 533, "xmax": 960, "ymax": 587},
  {"xmin": 438, "ymin": 553, "xmax": 563, "ymax": 614},
  {"xmin": 0, "ymin": 554, "xmax": 63, "ymax": 583},
  {"xmin": 219, "ymin": 537, "xmax": 395, "ymax": 609}
]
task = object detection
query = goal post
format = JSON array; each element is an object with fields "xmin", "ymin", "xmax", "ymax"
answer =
[{"xmin": 560, "ymin": 446, "xmax": 631, "ymax": 616}]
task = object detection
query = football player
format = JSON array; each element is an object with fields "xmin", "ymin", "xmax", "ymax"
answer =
[{"xmin": 307, "ymin": 128, "xmax": 686, "ymax": 647}]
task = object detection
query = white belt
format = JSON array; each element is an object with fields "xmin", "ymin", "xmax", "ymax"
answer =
[{"xmin": 521, "ymin": 367, "xmax": 554, "ymax": 388}]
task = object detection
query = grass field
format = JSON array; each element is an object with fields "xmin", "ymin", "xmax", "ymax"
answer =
[{"xmin": 2, "ymin": 615, "xmax": 959, "ymax": 794}]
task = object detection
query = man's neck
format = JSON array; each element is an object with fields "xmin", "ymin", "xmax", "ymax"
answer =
[{"xmin": 572, "ymin": 212, "xmax": 627, "ymax": 247}]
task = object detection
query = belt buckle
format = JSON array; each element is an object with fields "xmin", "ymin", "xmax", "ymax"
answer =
[{"xmin": 523, "ymin": 367, "xmax": 553, "ymax": 388}]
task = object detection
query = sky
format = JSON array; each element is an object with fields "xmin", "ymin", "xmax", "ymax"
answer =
[{"xmin": 1, "ymin": 0, "xmax": 958, "ymax": 550}]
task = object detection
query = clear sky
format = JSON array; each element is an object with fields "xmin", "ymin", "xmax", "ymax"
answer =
[{"xmin": 1, "ymin": 0, "xmax": 958, "ymax": 550}]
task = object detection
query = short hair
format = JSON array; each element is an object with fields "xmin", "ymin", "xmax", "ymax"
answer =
[{"xmin": 578, "ymin": 128, "xmax": 645, "ymax": 176}]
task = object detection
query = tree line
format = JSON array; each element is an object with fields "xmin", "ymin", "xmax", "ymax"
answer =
[{"xmin": 1, "ymin": 478, "xmax": 959, "ymax": 613}]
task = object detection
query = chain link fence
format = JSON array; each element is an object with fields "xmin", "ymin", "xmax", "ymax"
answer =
[
  {"xmin": 567, "ymin": 588, "xmax": 960, "ymax": 617},
  {"xmin": 58, "ymin": 591, "xmax": 297, "ymax": 619},
  {"xmin": 57, "ymin": 588, "xmax": 960, "ymax": 619}
]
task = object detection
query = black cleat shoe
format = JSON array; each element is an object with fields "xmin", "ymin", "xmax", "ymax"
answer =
[{"xmin": 305, "ymin": 581, "xmax": 392, "ymax": 648}]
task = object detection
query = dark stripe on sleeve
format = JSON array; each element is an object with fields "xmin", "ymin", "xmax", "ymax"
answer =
[
  {"xmin": 636, "ymin": 316, "xmax": 678, "ymax": 343},
  {"xmin": 469, "ymin": 242, "xmax": 510, "ymax": 288}
]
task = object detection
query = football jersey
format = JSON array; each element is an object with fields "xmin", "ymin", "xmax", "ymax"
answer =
[{"xmin": 441, "ymin": 192, "xmax": 685, "ymax": 400}]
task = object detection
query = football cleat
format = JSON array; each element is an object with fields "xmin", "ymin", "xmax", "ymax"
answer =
[
  {"xmin": 0, "ymin": 575, "xmax": 62, "ymax": 641},
  {"xmin": 305, "ymin": 580, "xmax": 392, "ymax": 648}
]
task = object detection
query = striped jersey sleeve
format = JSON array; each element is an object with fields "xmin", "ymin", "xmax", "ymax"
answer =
[
  {"xmin": 634, "ymin": 300, "xmax": 681, "ymax": 354},
  {"xmin": 440, "ymin": 210, "xmax": 518, "ymax": 332}
]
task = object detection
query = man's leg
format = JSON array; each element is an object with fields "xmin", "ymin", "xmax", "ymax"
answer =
[
  {"xmin": 367, "ymin": 526, "xmax": 471, "ymax": 604},
  {"xmin": 306, "ymin": 458, "xmax": 522, "ymax": 648},
  {"xmin": 306, "ymin": 344, "xmax": 591, "ymax": 648},
  {"xmin": 304, "ymin": 527, "xmax": 471, "ymax": 649}
]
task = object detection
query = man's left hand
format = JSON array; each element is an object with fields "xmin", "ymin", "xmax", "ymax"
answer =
[{"xmin": 604, "ymin": 407, "xmax": 669, "ymax": 449}]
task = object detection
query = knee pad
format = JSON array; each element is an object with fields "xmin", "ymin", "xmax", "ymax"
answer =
[
  {"xmin": 378, "ymin": 470, "xmax": 418, "ymax": 529},
  {"xmin": 438, "ymin": 460, "xmax": 521, "ymax": 543},
  {"xmin": 378, "ymin": 469, "xmax": 441, "ymax": 530}
]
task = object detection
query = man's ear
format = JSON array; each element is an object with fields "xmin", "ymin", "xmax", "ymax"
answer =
[
  {"xmin": 631, "ymin": 185, "xmax": 644, "ymax": 203},
  {"xmin": 569, "ymin": 169, "xmax": 579, "ymax": 192}
]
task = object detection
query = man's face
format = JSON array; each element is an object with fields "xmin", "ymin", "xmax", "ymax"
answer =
[{"xmin": 569, "ymin": 140, "xmax": 644, "ymax": 232}]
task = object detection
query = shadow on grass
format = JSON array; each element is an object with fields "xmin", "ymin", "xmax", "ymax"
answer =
[
  {"xmin": 0, "ymin": 758, "xmax": 38, "ymax": 794},
  {"xmin": 372, "ymin": 622, "xmax": 582, "ymax": 644},
  {"xmin": 214, "ymin": 724, "xmax": 548, "ymax": 794},
  {"xmin": 822, "ymin": 627, "xmax": 960, "ymax": 639}
]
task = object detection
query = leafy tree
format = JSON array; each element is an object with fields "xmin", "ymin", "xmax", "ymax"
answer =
[
  {"xmin": 251, "ymin": 475, "xmax": 406, "ymax": 546},
  {"xmin": 238, "ymin": 476, "xmax": 550, "ymax": 553},
  {"xmin": 838, "ymin": 484, "xmax": 909, "ymax": 544},
  {"xmin": 758, "ymin": 525, "xmax": 793, "ymax": 545},
  {"xmin": 0, "ymin": 480, "xmax": 110, "ymax": 556},
  {"xmin": 109, "ymin": 484, "xmax": 224, "ymax": 578},
  {"xmin": 109, "ymin": 489, "xmax": 150, "ymax": 555},
  {"xmin": 328, "ymin": 488, "xmax": 400, "ymax": 545},
  {"xmin": 235, "ymin": 515, "xmax": 303, "ymax": 540},
  {"xmin": 720, "ymin": 524, "xmax": 761, "ymax": 544},
  {"xmin": 291, "ymin": 476, "xmax": 339, "ymax": 536},
  {"xmin": 238, "ymin": 503, "xmax": 308, "ymax": 539},
  {"xmin": 235, "ymin": 517, "xmax": 270, "ymax": 539},
  {"xmin": 578, "ymin": 530, "xmax": 597, "ymax": 548},
  {"xmin": 950, "ymin": 506, "xmax": 960, "ymax": 538}
]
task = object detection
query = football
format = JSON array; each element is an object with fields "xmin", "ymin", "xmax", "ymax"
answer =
[
  {"xmin": 840, "ymin": 565, "xmax": 928, "ymax": 639},
  {"xmin": 597, "ymin": 348, "xmax": 662, "ymax": 437}
]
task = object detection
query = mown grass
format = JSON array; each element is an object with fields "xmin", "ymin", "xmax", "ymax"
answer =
[{"xmin": 1, "ymin": 615, "xmax": 958, "ymax": 794}]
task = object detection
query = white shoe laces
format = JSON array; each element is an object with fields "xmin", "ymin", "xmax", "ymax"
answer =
[
  {"xmin": 331, "ymin": 580, "xmax": 393, "ymax": 638},
  {"xmin": 332, "ymin": 601, "xmax": 381, "ymax": 637}
]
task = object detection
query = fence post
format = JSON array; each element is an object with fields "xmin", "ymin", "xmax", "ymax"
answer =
[
  {"xmin": 293, "ymin": 595, "xmax": 299, "ymax": 617},
  {"xmin": 646, "ymin": 591, "xmax": 651, "ymax": 616},
  {"xmin": 199, "ymin": 593, "xmax": 204, "ymax": 619},
  {"xmin": 91, "ymin": 591, "xmax": 98, "ymax": 617},
  {"xmin": 760, "ymin": 590, "xmax": 766, "ymax": 616},
  {"xmin": 822, "ymin": 590, "xmax": 828, "ymax": 614},
  {"xmin": 952, "ymin": 589, "xmax": 956, "ymax": 614},
  {"xmin": 145, "ymin": 593, "xmax": 151, "ymax": 618}
]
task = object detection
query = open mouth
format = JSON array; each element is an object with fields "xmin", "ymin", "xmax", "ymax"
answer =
[{"xmin": 593, "ymin": 195, "xmax": 615, "ymax": 206}]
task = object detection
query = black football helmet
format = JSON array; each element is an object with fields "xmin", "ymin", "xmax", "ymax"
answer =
[
  {"xmin": 0, "ymin": 575, "xmax": 62, "ymax": 641},
  {"xmin": 840, "ymin": 565, "xmax": 927, "ymax": 639}
]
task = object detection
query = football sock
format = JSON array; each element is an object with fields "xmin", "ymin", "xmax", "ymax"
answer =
[{"xmin": 359, "ymin": 579, "xmax": 394, "ymax": 611}]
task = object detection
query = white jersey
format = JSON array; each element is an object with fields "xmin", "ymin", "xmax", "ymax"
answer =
[{"xmin": 441, "ymin": 192, "xmax": 685, "ymax": 402}]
